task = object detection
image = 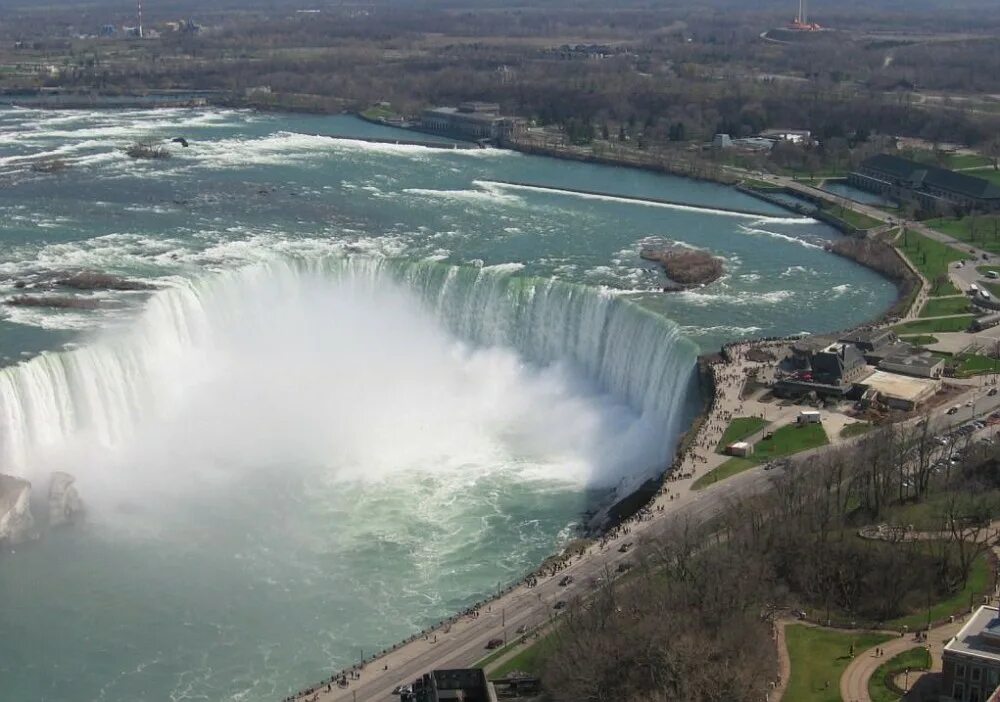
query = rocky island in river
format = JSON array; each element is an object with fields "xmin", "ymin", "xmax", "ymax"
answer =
[{"xmin": 639, "ymin": 244, "xmax": 724, "ymax": 290}]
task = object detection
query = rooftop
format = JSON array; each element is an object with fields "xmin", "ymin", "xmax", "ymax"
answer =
[
  {"xmin": 862, "ymin": 369, "xmax": 939, "ymax": 403},
  {"xmin": 840, "ymin": 328, "xmax": 897, "ymax": 347},
  {"xmin": 879, "ymin": 351, "xmax": 945, "ymax": 371},
  {"xmin": 946, "ymin": 606, "xmax": 1000, "ymax": 662},
  {"xmin": 423, "ymin": 107, "xmax": 504, "ymax": 124},
  {"xmin": 860, "ymin": 154, "xmax": 1000, "ymax": 201}
]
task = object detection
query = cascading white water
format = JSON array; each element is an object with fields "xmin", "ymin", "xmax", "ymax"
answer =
[{"xmin": 0, "ymin": 256, "xmax": 699, "ymax": 501}]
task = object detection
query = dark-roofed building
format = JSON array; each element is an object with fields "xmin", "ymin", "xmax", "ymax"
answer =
[
  {"xmin": 774, "ymin": 342, "xmax": 869, "ymax": 399},
  {"xmin": 411, "ymin": 668, "xmax": 498, "ymax": 702},
  {"xmin": 420, "ymin": 103, "xmax": 524, "ymax": 143},
  {"xmin": 838, "ymin": 328, "xmax": 900, "ymax": 363},
  {"xmin": 878, "ymin": 349, "xmax": 945, "ymax": 378},
  {"xmin": 942, "ymin": 605, "xmax": 1000, "ymax": 702},
  {"xmin": 849, "ymin": 154, "xmax": 1000, "ymax": 213}
]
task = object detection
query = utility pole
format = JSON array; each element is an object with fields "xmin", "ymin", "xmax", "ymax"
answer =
[{"xmin": 137, "ymin": 0, "xmax": 144, "ymax": 39}]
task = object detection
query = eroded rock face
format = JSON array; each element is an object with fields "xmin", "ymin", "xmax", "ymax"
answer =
[
  {"xmin": 0, "ymin": 475, "xmax": 34, "ymax": 545},
  {"xmin": 48, "ymin": 471, "xmax": 83, "ymax": 528}
]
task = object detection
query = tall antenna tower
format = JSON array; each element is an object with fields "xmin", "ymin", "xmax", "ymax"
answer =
[
  {"xmin": 797, "ymin": 0, "xmax": 808, "ymax": 24},
  {"xmin": 137, "ymin": 0, "xmax": 144, "ymax": 38}
]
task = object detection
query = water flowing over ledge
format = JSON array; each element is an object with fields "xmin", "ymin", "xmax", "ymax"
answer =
[{"xmin": 0, "ymin": 255, "xmax": 700, "ymax": 493}]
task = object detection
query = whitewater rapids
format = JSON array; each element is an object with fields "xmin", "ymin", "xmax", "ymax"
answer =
[{"xmin": 0, "ymin": 255, "xmax": 698, "ymax": 508}]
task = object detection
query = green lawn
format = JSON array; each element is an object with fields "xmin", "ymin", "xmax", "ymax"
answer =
[
  {"xmin": 692, "ymin": 457, "xmax": 757, "ymax": 490},
  {"xmin": 715, "ymin": 416, "xmax": 769, "ymax": 452},
  {"xmin": 490, "ymin": 632, "xmax": 559, "ymax": 678},
  {"xmin": 896, "ymin": 230, "xmax": 966, "ymax": 296},
  {"xmin": 892, "ymin": 316, "xmax": 975, "ymax": 335},
  {"xmin": 868, "ymin": 646, "xmax": 932, "ymax": 702},
  {"xmin": 899, "ymin": 149, "xmax": 992, "ymax": 171},
  {"xmin": 784, "ymin": 625, "xmax": 892, "ymax": 702},
  {"xmin": 952, "ymin": 353, "xmax": 1000, "ymax": 378},
  {"xmin": 822, "ymin": 203, "xmax": 883, "ymax": 230},
  {"xmin": 924, "ymin": 216, "xmax": 1000, "ymax": 255},
  {"xmin": 898, "ymin": 334, "xmax": 939, "ymax": 346},
  {"xmin": 694, "ymin": 423, "xmax": 829, "ymax": 490},
  {"xmin": 840, "ymin": 422, "xmax": 873, "ymax": 439},
  {"xmin": 886, "ymin": 551, "xmax": 992, "ymax": 631},
  {"xmin": 918, "ymin": 296, "xmax": 972, "ymax": 318},
  {"xmin": 973, "ymin": 169, "xmax": 1000, "ymax": 186}
]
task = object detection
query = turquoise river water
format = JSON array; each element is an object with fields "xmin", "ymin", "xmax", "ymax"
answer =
[{"xmin": 0, "ymin": 108, "xmax": 895, "ymax": 701}]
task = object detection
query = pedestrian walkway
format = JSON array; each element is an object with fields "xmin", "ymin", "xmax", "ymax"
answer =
[{"xmin": 839, "ymin": 618, "xmax": 964, "ymax": 702}]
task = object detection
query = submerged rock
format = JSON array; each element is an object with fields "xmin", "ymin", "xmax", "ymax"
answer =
[
  {"xmin": 48, "ymin": 472, "xmax": 83, "ymax": 528},
  {"xmin": 640, "ymin": 245, "xmax": 724, "ymax": 288},
  {"xmin": 0, "ymin": 475, "xmax": 34, "ymax": 545}
]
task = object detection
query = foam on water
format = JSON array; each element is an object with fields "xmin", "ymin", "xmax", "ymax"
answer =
[{"xmin": 0, "ymin": 255, "xmax": 697, "ymax": 500}]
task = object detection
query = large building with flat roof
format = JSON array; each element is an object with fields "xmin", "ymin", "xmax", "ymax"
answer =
[
  {"xmin": 860, "ymin": 369, "xmax": 939, "ymax": 410},
  {"xmin": 849, "ymin": 154, "xmax": 1000, "ymax": 213},
  {"xmin": 943, "ymin": 606, "xmax": 1000, "ymax": 702},
  {"xmin": 420, "ymin": 103, "xmax": 524, "ymax": 143},
  {"xmin": 410, "ymin": 669, "xmax": 498, "ymax": 702}
]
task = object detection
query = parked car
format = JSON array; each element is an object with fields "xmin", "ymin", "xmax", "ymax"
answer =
[
  {"xmin": 989, "ymin": 388, "xmax": 998, "ymax": 397},
  {"xmin": 618, "ymin": 542, "xmax": 632, "ymax": 553},
  {"xmin": 553, "ymin": 600, "xmax": 567, "ymax": 610},
  {"xmin": 558, "ymin": 575, "xmax": 574, "ymax": 587},
  {"xmin": 486, "ymin": 638, "xmax": 504, "ymax": 649},
  {"xmin": 948, "ymin": 406, "xmax": 960, "ymax": 415}
]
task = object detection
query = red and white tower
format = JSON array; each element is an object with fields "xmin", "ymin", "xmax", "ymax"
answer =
[{"xmin": 137, "ymin": 0, "xmax": 144, "ymax": 38}]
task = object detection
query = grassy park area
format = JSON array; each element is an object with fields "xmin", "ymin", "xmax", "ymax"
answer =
[
  {"xmin": 886, "ymin": 551, "xmax": 991, "ymax": 631},
  {"xmin": 892, "ymin": 315, "xmax": 974, "ymax": 335},
  {"xmin": 951, "ymin": 352, "xmax": 1000, "ymax": 378},
  {"xmin": 715, "ymin": 416, "xmax": 769, "ymax": 452},
  {"xmin": 840, "ymin": 422, "xmax": 872, "ymax": 439},
  {"xmin": 918, "ymin": 296, "xmax": 972, "ymax": 318},
  {"xmin": 896, "ymin": 230, "xmax": 966, "ymax": 296},
  {"xmin": 924, "ymin": 215, "xmax": 1000, "ymax": 255},
  {"xmin": 488, "ymin": 632, "xmax": 559, "ymax": 678},
  {"xmin": 694, "ymin": 422, "xmax": 828, "ymax": 489},
  {"xmin": 784, "ymin": 625, "xmax": 892, "ymax": 702},
  {"xmin": 868, "ymin": 647, "xmax": 932, "ymax": 702},
  {"xmin": 823, "ymin": 205, "xmax": 883, "ymax": 231}
]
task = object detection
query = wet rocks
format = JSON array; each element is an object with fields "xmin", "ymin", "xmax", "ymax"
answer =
[
  {"xmin": 48, "ymin": 472, "xmax": 84, "ymax": 528},
  {"xmin": 0, "ymin": 475, "xmax": 34, "ymax": 546}
]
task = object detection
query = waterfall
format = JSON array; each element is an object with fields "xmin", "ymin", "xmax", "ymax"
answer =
[{"xmin": 0, "ymin": 256, "xmax": 700, "ymax": 486}]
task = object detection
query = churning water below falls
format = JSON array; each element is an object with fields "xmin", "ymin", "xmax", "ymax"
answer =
[{"xmin": 0, "ymin": 109, "xmax": 895, "ymax": 702}]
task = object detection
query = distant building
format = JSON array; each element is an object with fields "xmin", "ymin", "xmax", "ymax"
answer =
[
  {"xmin": 727, "ymin": 441, "xmax": 754, "ymax": 457},
  {"xmin": 877, "ymin": 349, "xmax": 945, "ymax": 379},
  {"xmin": 838, "ymin": 329, "xmax": 899, "ymax": 363},
  {"xmin": 810, "ymin": 343, "xmax": 868, "ymax": 386},
  {"xmin": 775, "ymin": 342, "xmax": 869, "ymax": 398},
  {"xmin": 859, "ymin": 369, "xmax": 939, "ymax": 410},
  {"xmin": 712, "ymin": 133, "xmax": 733, "ymax": 149},
  {"xmin": 760, "ymin": 128, "xmax": 813, "ymax": 145},
  {"xmin": 732, "ymin": 137, "xmax": 774, "ymax": 152},
  {"xmin": 420, "ymin": 103, "xmax": 523, "ymax": 142},
  {"xmin": 797, "ymin": 410, "xmax": 821, "ymax": 424},
  {"xmin": 411, "ymin": 669, "xmax": 498, "ymax": 702},
  {"xmin": 942, "ymin": 605, "xmax": 1000, "ymax": 702},
  {"xmin": 849, "ymin": 154, "xmax": 1000, "ymax": 213}
]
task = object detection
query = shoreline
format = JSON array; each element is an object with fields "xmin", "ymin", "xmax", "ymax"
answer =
[{"xmin": 0, "ymin": 98, "xmax": 910, "ymax": 699}]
